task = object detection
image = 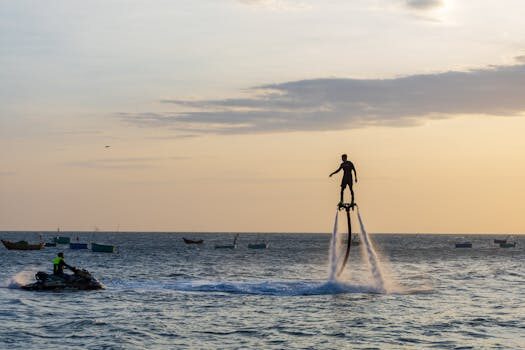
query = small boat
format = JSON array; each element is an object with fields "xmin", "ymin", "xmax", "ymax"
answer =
[
  {"xmin": 455, "ymin": 242, "xmax": 472, "ymax": 248},
  {"xmin": 215, "ymin": 234, "xmax": 239, "ymax": 249},
  {"xmin": 248, "ymin": 242, "xmax": 269, "ymax": 249},
  {"xmin": 2, "ymin": 239, "xmax": 45, "ymax": 250},
  {"xmin": 494, "ymin": 235, "xmax": 510, "ymax": 244},
  {"xmin": 20, "ymin": 269, "xmax": 103, "ymax": 291},
  {"xmin": 45, "ymin": 242, "xmax": 57, "ymax": 247},
  {"xmin": 69, "ymin": 242, "xmax": 88, "ymax": 250},
  {"xmin": 183, "ymin": 238, "xmax": 203, "ymax": 244},
  {"xmin": 54, "ymin": 236, "xmax": 71, "ymax": 244},
  {"xmin": 351, "ymin": 234, "xmax": 361, "ymax": 246},
  {"xmin": 499, "ymin": 242, "xmax": 516, "ymax": 248},
  {"xmin": 91, "ymin": 243, "xmax": 115, "ymax": 253}
]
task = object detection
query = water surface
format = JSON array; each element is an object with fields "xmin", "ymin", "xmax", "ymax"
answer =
[{"xmin": 1, "ymin": 232, "xmax": 523, "ymax": 349}]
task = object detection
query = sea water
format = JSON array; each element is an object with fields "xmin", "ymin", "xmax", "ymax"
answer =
[{"xmin": 0, "ymin": 231, "xmax": 524, "ymax": 349}]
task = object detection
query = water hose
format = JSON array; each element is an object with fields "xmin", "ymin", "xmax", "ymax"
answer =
[{"xmin": 336, "ymin": 203, "xmax": 355, "ymax": 277}]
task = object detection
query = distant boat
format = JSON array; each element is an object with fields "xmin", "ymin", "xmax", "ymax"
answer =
[
  {"xmin": 69, "ymin": 236, "xmax": 88, "ymax": 249},
  {"xmin": 455, "ymin": 242, "xmax": 472, "ymax": 248},
  {"xmin": 494, "ymin": 235, "xmax": 510, "ymax": 244},
  {"xmin": 2, "ymin": 239, "xmax": 45, "ymax": 251},
  {"xmin": 248, "ymin": 242, "xmax": 269, "ymax": 249},
  {"xmin": 91, "ymin": 243, "xmax": 115, "ymax": 253},
  {"xmin": 40, "ymin": 233, "xmax": 56, "ymax": 247},
  {"xmin": 183, "ymin": 237, "xmax": 203, "ymax": 244},
  {"xmin": 215, "ymin": 234, "xmax": 239, "ymax": 249},
  {"xmin": 342, "ymin": 235, "xmax": 360, "ymax": 246},
  {"xmin": 70, "ymin": 242, "xmax": 88, "ymax": 250},
  {"xmin": 499, "ymin": 242, "xmax": 516, "ymax": 248},
  {"xmin": 54, "ymin": 236, "xmax": 71, "ymax": 244}
]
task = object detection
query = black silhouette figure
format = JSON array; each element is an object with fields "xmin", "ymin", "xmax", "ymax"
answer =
[{"xmin": 329, "ymin": 154, "xmax": 358, "ymax": 206}]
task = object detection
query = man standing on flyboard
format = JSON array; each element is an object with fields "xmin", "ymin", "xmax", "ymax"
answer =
[{"xmin": 329, "ymin": 154, "xmax": 358, "ymax": 207}]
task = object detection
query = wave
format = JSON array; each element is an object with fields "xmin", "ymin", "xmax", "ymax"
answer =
[{"xmin": 107, "ymin": 279, "xmax": 389, "ymax": 296}]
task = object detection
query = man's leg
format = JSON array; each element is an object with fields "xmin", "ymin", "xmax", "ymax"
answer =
[
  {"xmin": 349, "ymin": 184, "xmax": 355, "ymax": 205},
  {"xmin": 340, "ymin": 185, "xmax": 345, "ymax": 204}
]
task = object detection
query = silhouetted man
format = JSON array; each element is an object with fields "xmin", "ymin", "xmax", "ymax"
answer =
[{"xmin": 329, "ymin": 154, "xmax": 357, "ymax": 206}]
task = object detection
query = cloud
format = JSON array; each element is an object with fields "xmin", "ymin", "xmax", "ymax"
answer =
[
  {"xmin": 63, "ymin": 156, "xmax": 189, "ymax": 169},
  {"xmin": 120, "ymin": 64, "xmax": 525, "ymax": 134},
  {"xmin": 516, "ymin": 55, "xmax": 525, "ymax": 63},
  {"xmin": 145, "ymin": 134, "xmax": 200, "ymax": 140},
  {"xmin": 405, "ymin": 0, "xmax": 443, "ymax": 10},
  {"xmin": 239, "ymin": 0, "xmax": 275, "ymax": 4},
  {"xmin": 47, "ymin": 130, "xmax": 104, "ymax": 136},
  {"xmin": 237, "ymin": 0, "xmax": 311, "ymax": 11}
]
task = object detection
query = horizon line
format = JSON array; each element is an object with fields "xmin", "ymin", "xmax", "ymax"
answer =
[{"xmin": 0, "ymin": 230, "xmax": 522, "ymax": 236}]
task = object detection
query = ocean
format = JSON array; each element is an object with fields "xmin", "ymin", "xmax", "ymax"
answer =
[{"xmin": 1, "ymin": 230, "xmax": 523, "ymax": 349}]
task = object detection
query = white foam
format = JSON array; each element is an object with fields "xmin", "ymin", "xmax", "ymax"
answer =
[
  {"xmin": 328, "ymin": 209, "xmax": 339, "ymax": 281},
  {"xmin": 326, "ymin": 205, "xmax": 392, "ymax": 293},
  {"xmin": 4, "ymin": 268, "xmax": 39, "ymax": 289},
  {"xmin": 357, "ymin": 207, "xmax": 387, "ymax": 292}
]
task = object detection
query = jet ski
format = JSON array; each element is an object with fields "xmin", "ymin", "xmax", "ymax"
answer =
[{"xmin": 20, "ymin": 268, "xmax": 104, "ymax": 291}]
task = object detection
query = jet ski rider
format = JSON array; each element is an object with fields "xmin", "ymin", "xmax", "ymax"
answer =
[{"xmin": 53, "ymin": 252, "xmax": 75, "ymax": 276}]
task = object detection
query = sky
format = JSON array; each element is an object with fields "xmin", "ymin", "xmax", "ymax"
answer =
[{"xmin": 1, "ymin": 0, "xmax": 525, "ymax": 233}]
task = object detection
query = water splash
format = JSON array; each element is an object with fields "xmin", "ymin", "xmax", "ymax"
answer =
[
  {"xmin": 328, "ymin": 209, "xmax": 339, "ymax": 281},
  {"xmin": 327, "ymin": 206, "xmax": 391, "ymax": 293},
  {"xmin": 356, "ymin": 207, "xmax": 387, "ymax": 292},
  {"xmin": 3, "ymin": 268, "xmax": 38, "ymax": 289}
]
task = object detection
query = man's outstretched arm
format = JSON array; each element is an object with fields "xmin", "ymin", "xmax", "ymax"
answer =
[
  {"xmin": 61, "ymin": 260, "xmax": 75, "ymax": 271},
  {"xmin": 329, "ymin": 165, "xmax": 342, "ymax": 177}
]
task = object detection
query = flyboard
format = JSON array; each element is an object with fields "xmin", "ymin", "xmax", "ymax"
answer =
[{"xmin": 336, "ymin": 202, "xmax": 356, "ymax": 277}]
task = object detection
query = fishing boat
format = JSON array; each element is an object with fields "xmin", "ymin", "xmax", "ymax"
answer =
[
  {"xmin": 69, "ymin": 242, "xmax": 88, "ymax": 250},
  {"xmin": 54, "ymin": 236, "xmax": 71, "ymax": 244},
  {"xmin": 494, "ymin": 235, "xmax": 509, "ymax": 244},
  {"xmin": 1, "ymin": 239, "xmax": 45, "ymax": 250},
  {"xmin": 183, "ymin": 237, "xmax": 203, "ymax": 244},
  {"xmin": 91, "ymin": 243, "xmax": 115, "ymax": 253},
  {"xmin": 499, "ymin": 242, "xmax": 516, "ymax": 248},
  {"xmin": 248, "ymin": 242, "xmax": 269, "ymax": 249},
  {"xmin": 455, "ymin": 242, "xmax": 472, "ymax": 248},
  {"xmin": 215, "ymin": 234, "xmax": 239, "ymax": 249}
]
